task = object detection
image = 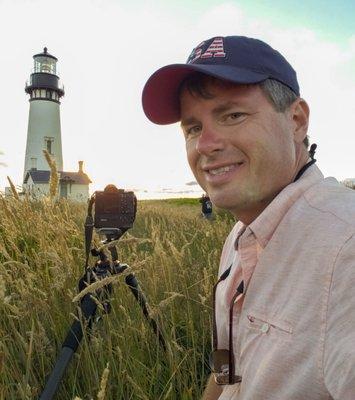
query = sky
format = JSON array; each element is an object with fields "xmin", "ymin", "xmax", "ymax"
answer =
[{"xmin": 0, "ymin": 0, "xmax": 354, "ymax": 199}]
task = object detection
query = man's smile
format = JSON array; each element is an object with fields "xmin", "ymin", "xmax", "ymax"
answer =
[{"xmin": 202, "ymin": 162, "xmax": 245, "ymax": 184}]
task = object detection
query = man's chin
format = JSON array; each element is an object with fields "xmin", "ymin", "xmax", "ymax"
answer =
[{"xmin": 209, "ymin": 193, "xmax": 239, "ymax": 212}]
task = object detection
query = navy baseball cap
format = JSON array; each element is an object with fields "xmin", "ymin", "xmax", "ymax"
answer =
[{"xmin": 142, "ymin": 35, "xmax": 299, "ymax": 125}]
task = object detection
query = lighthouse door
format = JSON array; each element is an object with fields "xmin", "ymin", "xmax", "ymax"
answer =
[{"xmin": 60, "ymin": 182, "xmax": 68, "ymax": 198}]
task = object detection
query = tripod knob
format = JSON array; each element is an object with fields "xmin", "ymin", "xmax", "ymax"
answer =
[{"xmin": 112, "ymin": 262, "xmax": 128, "ymax": 274}]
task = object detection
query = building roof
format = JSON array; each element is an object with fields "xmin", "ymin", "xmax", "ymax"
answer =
[
  {"xmin": 33, "ymin": 47, "xmax": 58, "ymax": 61},
  {"xmin": 60, "ymin": 171, "xmax": 92, "ymax": 184},
  {"xmin": 24, "ymin": 170, "xmax": 91, "ymax": 185}
]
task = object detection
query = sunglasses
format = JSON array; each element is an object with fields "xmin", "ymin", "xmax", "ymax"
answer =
[{"xmin": 210, "ymin": 264, "xmax": 244, "ymax": 385}]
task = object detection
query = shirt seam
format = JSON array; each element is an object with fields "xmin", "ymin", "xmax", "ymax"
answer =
[
  {"xmin": 303, "ymin": 191, "xmax": 355, "ymax": 230},
  {"xmin": 320, "ymin": 233, "xmax": 354, "ymax": 390}
]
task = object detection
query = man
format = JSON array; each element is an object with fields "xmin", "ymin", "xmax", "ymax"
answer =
[
  {"xmin": 200, "ymin": 193, "xmax": 213, "ymax": 219},
  {"xmin": 141, "ymin": 36, "xmax": 355, "ymax": 399}
]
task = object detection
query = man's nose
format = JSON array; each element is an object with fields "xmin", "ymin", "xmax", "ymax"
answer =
[{"xmin": 195, "ymin": 125, "xmax": 224, "ymax": 155}]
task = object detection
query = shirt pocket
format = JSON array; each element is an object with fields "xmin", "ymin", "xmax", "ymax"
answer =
[{"xmin": 245, "ymin": 313, "xmax": 293, "ymax": 340}]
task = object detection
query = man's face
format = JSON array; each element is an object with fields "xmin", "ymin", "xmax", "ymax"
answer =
[{"xmin": 180, "ymin": 81, "xmax": 307, "ymax": 223}]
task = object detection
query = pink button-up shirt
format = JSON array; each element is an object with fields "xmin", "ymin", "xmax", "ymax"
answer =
[{"xmin": 215, "ymin": 165, "xmax": 355, "ymax": 399}]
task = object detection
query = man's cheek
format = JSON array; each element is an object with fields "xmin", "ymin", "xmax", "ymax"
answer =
[{"xmin": 186, "ymin": 149, "xmax": 198, "ymax": 170}]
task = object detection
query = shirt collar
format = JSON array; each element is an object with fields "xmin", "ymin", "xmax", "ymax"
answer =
[{"xmin": 236, "ymin": 164, "xmax": 324, "ymax": 250}]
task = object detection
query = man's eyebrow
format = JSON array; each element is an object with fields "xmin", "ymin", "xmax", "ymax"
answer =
[
  {"xmin": 212, "ymin": 101, "xmax": 243, "ymax": 115},
  {"xmin": 180, "ymin": 117, "xmax": 199, "ymax": 128},
  {"xmin": 180, "ymin": 101, "xmax": 245, "ymax": 127}
]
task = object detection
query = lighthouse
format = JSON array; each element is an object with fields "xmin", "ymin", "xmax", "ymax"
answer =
[
  {"xmin": 23, "ymin": 47, "xmax": 64, "ymax": 180},
  {"xmin": 21, "ymin": 48, "xmax": 91, "ymax": 201}
]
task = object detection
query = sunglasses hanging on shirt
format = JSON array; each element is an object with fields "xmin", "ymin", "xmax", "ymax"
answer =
[{"xmin": 210, "ymin": 265, "xmax": 243, "ymax": 385}]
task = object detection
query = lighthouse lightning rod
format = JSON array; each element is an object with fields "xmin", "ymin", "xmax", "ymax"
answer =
[{"xmin": 39, "ymin": 189, "xmax": 166, "ymax": 400}]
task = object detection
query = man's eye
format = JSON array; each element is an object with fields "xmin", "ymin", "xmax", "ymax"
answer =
[
  {"xmin": 185, "ymin": 125, "xmax": 201, "ymax": 137},
  {"xmin": 226, "ymin": 112, "xmax": 245, "ymax": 121}
]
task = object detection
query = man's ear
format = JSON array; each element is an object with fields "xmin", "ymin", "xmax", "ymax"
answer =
[{"xmin": 290, "ymin": 98, "xmax": 310, "ymax": 144}]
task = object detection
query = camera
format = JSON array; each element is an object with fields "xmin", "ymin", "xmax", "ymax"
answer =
[{"xmin": 93, "ymin": 184, "xmax": 137, "ymax": 235}]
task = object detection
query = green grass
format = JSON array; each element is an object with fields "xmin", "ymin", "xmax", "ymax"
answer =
[{"xmin": 0, "ymin": 196, "xmax": 235, "ymax": 399}]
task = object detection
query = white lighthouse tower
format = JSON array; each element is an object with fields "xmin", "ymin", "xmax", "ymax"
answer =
[{"xmin": 23, "ymin": 47, "xmax": 64, "ymax": 180}]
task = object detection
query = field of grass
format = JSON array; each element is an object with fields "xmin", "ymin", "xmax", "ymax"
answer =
[{"xmin": 0, "ymin": 196, "xmax": 235, "ymax": 399}]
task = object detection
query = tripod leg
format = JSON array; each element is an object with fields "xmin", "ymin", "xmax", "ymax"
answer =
[
  {"xmin": 39, "ymin": 295, "xmax": 98, "ymax": 399},
  {"xmin": 39, "ymin": 347, "xmax": 74, "ymax": 400},
  {"xmin": 125, "ymin": 273, "xmax": 166, "ymax": 350}
]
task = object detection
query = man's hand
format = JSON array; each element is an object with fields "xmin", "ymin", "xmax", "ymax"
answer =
[{"xmin": 202, "ymin": 375, "xmax": 223, "ymax": 400}]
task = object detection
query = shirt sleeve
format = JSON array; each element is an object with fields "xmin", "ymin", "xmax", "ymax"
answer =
[{"xmin": 323, "ymin": 233, "xmax": 355, "ymax": 399}]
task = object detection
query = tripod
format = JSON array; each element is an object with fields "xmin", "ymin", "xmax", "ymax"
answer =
[{"xmin": 39, "ymin": 233, "xmax": 166, "ymax": 400}]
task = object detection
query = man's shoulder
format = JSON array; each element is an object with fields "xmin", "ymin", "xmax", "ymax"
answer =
[{"xmin": 302, "ymin": 177, "xmax": 355, "ymax": 230}]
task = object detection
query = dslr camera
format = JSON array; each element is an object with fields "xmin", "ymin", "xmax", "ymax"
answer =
[{"xmin": 93, "ymin": 184, "xmax": 137, "ymax": 236}]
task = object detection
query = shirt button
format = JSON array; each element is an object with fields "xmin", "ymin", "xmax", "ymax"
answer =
[{"xmin": 261, "ymin": 323, "xmax": 270, "ymax": 333}]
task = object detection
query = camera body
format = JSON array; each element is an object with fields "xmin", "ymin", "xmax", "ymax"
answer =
[{"xmin": 94, "ymin": 185, "xmax": 137, "ymax": 234}]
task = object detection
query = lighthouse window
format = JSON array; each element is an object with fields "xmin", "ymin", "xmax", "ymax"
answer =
[
  {"xmin": 34, "ymin": 57, "xmax": 56, "ymax": 74},
  {"xmin": 31, "ymin": 158, "xmax": 37, "ymax": 170},
  {"xmin": 41, "ymin": 63, "xmax": 51, "ymax": 73},
  {"xmin": 45, "ymin": 137, "xmax": 54, "ymax": 154}
]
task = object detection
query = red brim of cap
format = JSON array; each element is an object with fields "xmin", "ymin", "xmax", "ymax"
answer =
[{"xmin": 142, "ymin": 63, "xmax": 268, "ymax": 125}]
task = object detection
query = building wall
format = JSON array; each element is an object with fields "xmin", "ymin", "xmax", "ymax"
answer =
[
  {"xmin": 23, "ymin": 177, "xmax": 89, "ymax": 202},
  {"xmin": 66, "ymin": 183, "xmax": 89, "ymax": 202},
  {"xmin": 24, "ymin": 181, "xmax": 50, "ymax": 199}
]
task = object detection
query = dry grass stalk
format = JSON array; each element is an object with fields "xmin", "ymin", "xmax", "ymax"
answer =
[
  {"xmin": 0, "ymin": 351, "xmax": 4, "ymax": 375},
  {"xmin": 0, "ymin": 275, "xmax": 6, "ymax": 301},
  {"xmin": 6, "ymin": 176, "xmax": 20, "ymax": 201},
  {"xmin": 124, "ymin": 373, "xmax": 149, "ymax": 400},
  {"xmin": 71, "ymin": 275, "xmax": 121, "ymax": 302},
  {"xmin": 97, "ymin": 363, "xmax": 110, "ymax": 400},
  {"xmin": 72, "ymin": 259, "xmax": 146, "ymax": 303},
  {"xmin": 43, "ymin": 149, "xmax": 59, "ymax": 200}
]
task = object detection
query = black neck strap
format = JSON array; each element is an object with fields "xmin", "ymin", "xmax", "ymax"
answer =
[{"xmin": 293, "ymin": 143, "xmax": 317, "ymax": 183}]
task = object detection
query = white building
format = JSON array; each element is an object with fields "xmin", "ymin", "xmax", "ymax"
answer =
[{"xmin": 23, "ymin": 161, "xmax": 91, "ymax": 201}]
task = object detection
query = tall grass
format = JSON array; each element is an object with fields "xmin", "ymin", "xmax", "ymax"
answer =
[{"xmin": 0, "ymin": 197, "xmax": 235, "ymax": 399}]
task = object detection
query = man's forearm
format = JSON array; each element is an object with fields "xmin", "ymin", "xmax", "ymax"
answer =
[{"xmin": 202, "ymin": 375, "xmax": 222, "ymax": 400}]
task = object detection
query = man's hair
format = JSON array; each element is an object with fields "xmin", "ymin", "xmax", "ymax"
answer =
[{"xmin": 181, "ymin": 74, "xmax": 309, "ymax": 148}]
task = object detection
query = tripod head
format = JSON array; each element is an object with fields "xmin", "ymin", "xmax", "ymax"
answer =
[{"xmin": 89, "ymin": 232, "xmax": 128, "ymax": 274}]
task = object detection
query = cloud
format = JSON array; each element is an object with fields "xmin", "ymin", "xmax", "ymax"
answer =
[
  {"xmin": 185, "ymin": 181, "xmax": 199, "ymax": 186},
  {"xmin": 161, "ymin": 188, "xmax": 198, "ymax": 194}
]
